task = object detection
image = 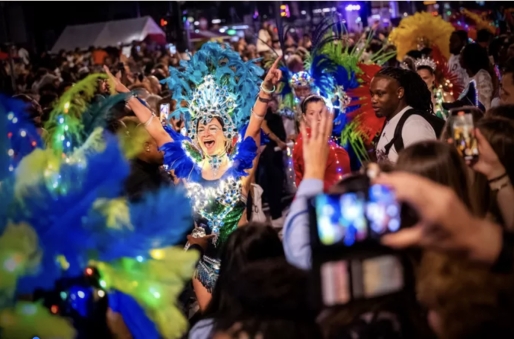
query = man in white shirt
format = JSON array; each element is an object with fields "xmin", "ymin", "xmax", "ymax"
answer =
[{"xmin": 371, "ymin": 67, "xmax": 438, "ymax": 163}]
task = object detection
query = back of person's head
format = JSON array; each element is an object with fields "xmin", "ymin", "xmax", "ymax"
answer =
[
  {"xmin": 486, "ymin": 104, "xmax": 514, "ymax": 120},
  {"xmin": 219, "ymin": 222, "xmax": 284, "ymax": 273},
  {"xmin": 328, "ymin": 172, "xmax": 369, "ymax": 194},
  {"xmin": 211, "ymin": 259, "xmax": 322, "ymax": 339},
  {"xmin": 205, "ymin": 223, "xmax": 285, "ymax": 318},
  {"xmin": 460, "ymin": 43, "xmax": 490, "ymax": 76},
  {"xmin": 453, "ymin": 30, "xmax": 468, "ymax": 44},
  {"xmin": 395, "ymin": 141, "xmax": 472, "ymax": 209},
  {"xmin": 476, "ymin": 28, "xmax": 493, "ymax": 44},
  {"xmin": 417, "ymin": 250, "xmax": 514, "ymax": 339}
]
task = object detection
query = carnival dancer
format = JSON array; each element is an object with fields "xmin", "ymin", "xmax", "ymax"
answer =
[
  {"xmin": 413, "ymin": 56, "xmax": 453, "ymax": 120},
  {"xmin": 105, "ymin": 43, "xmax": 282, "ymax": 310},
  {"xmin": 278, "ymin": 19, "xmax": 391, "ymax": 186},
  {"xmin": 389, "ymin": 11, "xmax": 464, "ymax": 100}
]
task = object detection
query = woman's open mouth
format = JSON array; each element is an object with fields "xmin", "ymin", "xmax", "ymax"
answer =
[{"xmin": 203, "ymin": 139, "xmax": 215, "ymax": 150}]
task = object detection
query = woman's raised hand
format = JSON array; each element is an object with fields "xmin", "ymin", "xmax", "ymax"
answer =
[
  {"xmin": 103, "ymin": 65, "xmax": 130, "ymax": 94},
  {"xmin": 301, "ymin": 106, "xmax": 333, "ymax": 181},
  {"xmin": 262, "ymin": 57, "xmax": 283, "ymax": 89}
]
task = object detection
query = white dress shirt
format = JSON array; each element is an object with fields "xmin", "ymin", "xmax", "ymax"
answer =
[{"xmin": 375, "ymin": 106, "xmax": 437, "ymax": 163}]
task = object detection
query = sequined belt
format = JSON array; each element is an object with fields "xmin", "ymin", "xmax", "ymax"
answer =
[{"xmin": 194, "ymin": 255, "xmax": 221, "ymax": 293}]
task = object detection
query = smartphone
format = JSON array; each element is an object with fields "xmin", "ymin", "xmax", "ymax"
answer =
[
  {"xmin": 167, "ymin": 43, "xmax": 177, "ymax": 55},
  {"xmin": 313, "ymin": 184, "xmax": 401, "ymax": 247},
  {"xmin": 449, "ymin": 106, "xmax": 480, "ymax": 162},
  {"xmin": 320, "ymin": 255, "xmax": 404, "ymax": 306},
  {"xmin": 160, "ymin": 103, "xmax": 170, "ymax": 124}
]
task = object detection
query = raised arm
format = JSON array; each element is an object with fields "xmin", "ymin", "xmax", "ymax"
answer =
[
  {"xmin": 104, "ymin": 66, "xmax": 172, "ymax": 147},
  {"xmin": 244, "ymin": 57, "xmax": 282, "ymax": 140}
]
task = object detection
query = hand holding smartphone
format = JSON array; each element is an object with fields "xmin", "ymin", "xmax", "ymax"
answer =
[
  {"xmin": 310, "ymin": 182, "xmax": 407, "ymax": 307},
  {"xmin": 448, "ymin": 106, "xmax": 480, "ymax": 164}
]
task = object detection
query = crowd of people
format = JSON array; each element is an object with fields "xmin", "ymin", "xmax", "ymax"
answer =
[{"xmin": 3, "ymin": 10, "xmax": 514, "ymax": 339}]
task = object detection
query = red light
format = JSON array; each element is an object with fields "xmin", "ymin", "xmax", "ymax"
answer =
[
  {"xmin": 160, "ymin": 19, "xmax": 168, "ymax": 27},
  {"xmin": 51, "ymin": 305, "xmax": 58, "ymax": 314},
  {"xmin": 85, "ymin": 267, "xmax": 93, "ymax": 275},
  {"xmin": 31, "ymin": 141, "xmax": 36, "ymax": 147},
  {"xmin": 7, "ymin": 132, "xmax": 12, "ymax": 138}
]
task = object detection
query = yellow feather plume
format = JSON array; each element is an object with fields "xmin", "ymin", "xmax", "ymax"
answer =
[
  {"xmin": 92, "ymin": 197, "xmax": 132, "ymax": 230},
  {"xmin": 461, "ymin": 9, "xmax": 496, "ymax": 34},
  {"xmin": 0, "ymin": 223, "xmax": 41, "ymax": 295},
  {"xmin": 91, "ymin": 247, "xmax": 198, "ymax": 339},
  {"xmin": 389, "ymin": 12, "xmax": 455, "ymax": 61},
  {"xmin": 0, "ymin": 302, "xmax": 76, "ymax": 339},
  {"xmin": 116, "ymin": 123, "xmax": 149, "ymax": 160},
  {"xmin": 13, "ymin": 148, "xmax": 61, "ymax": 201}
]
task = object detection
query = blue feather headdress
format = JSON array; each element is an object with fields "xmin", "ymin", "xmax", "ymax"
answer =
[{"xmin": 161, "ymin": 42, "xmax": 264, "ymax": 141}]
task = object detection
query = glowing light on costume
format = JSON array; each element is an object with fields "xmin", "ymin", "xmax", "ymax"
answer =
[
  {"xmin": 289, "ymin": 71, "xmax": 315, "ymax": 89},
  {"xmin": 434, "ymin": 87, "xmax": 449, "ymax": 120},
  {"xmin": 185, "ymin": 176, "xmax": 242, "ymax": 242}
]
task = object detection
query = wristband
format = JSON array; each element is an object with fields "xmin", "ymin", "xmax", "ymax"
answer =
[
  {"xmin": 258, "ymin": 96, "xmax": 273, "ymax": 103},
  {"xmin": 491, "ymin": 229, "xmax": 514, "ymax": 273},
  {"xmin": 488, "ymin": 172, "xmax": 508, "ymax": 183}
]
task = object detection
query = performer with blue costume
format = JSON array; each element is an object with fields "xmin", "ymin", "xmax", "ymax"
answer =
[{"xmin": 105, "ymin": 43, "xmax": 283, "ymax": 311}]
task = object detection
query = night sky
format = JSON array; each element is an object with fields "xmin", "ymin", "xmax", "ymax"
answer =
[{"xmin": 18, "ymin": 1, "xmax": 275, "ymax": 51}]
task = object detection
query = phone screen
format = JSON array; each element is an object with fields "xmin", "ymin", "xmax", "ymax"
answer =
[
  {"xmin": 451, "ymin": 111, "xmax": 479, "ymax": 161},
  {"xmin": 314, "ymin": 185, "xmax": 400, "ymax": 246},
  {"xmin": 366, "ymin": 184, "xmax": 401, "ymax": 236},
  {"xmin": 315, "ymin": 193, "xmax": 368, "ymax": 246},
  {"xmin": 160, "ymin": 103, "xmax": 170, "ymax": 123}
]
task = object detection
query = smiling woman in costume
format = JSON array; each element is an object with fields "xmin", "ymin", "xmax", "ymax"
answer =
[{"xmin": 105, "ymin": 42, "xmax": 282, "ymax": 310}]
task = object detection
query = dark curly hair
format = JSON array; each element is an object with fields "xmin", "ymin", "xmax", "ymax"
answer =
[{"xmin": 375, "ymin": 67, "xmax": 434, "ymax": 114}]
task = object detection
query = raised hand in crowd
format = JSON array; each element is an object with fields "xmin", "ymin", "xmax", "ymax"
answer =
[
  {"xmin": 301, "ymin": 105, "xmax": 333, "ymax": 181},
  {"xmin": 471, "ymin": 128, "xmax": 505, "ymax": 178},
  {"xmin": 376, "ymin": 172, "xmax": 503, "ymax": 266}
]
